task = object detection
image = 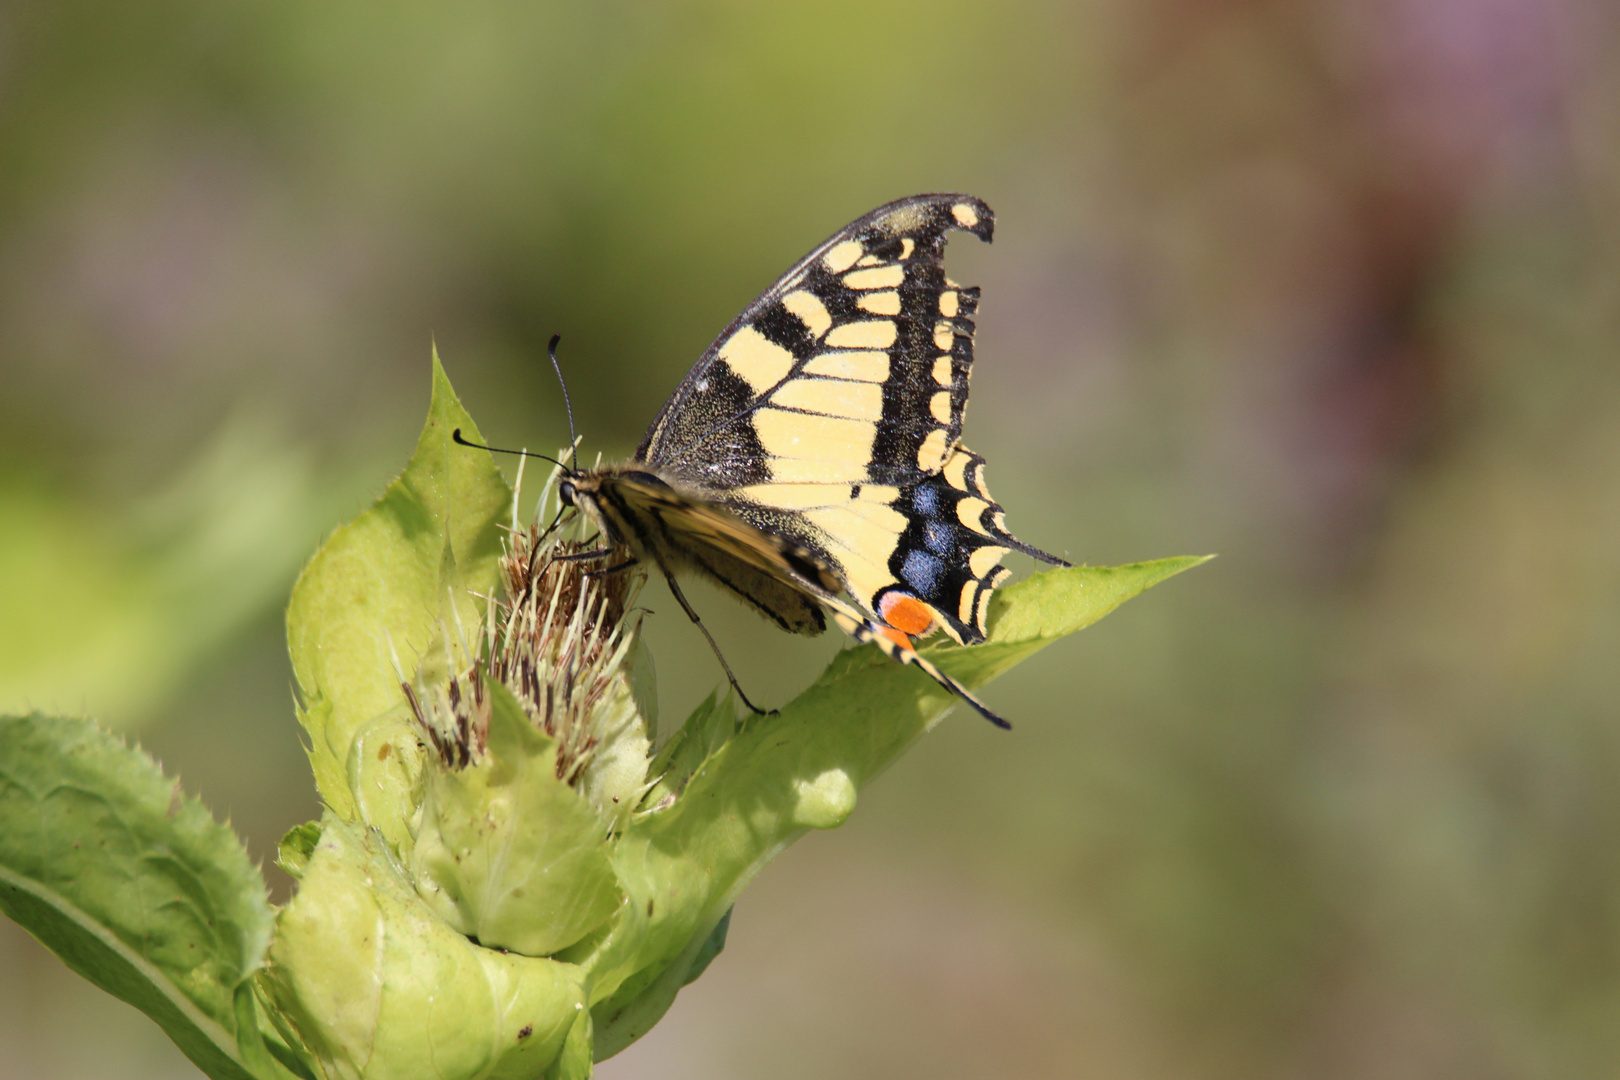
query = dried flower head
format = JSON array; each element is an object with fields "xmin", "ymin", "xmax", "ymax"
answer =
[{"xmin": 404, "ymin": 464, "xmax": 655, "ymax": 831}]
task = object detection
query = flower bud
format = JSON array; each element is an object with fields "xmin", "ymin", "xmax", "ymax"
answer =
[{"xmin": 403, "ymin": 518, "xmax": 656, "ymax": 957}]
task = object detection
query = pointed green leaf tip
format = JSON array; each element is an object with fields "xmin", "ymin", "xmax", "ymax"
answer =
[
  {"xmin": 0, "ymin": 712, "xmax": 275, "ymax": 1080},
  {"xmin": 285, "ymin": 350, "xmax": 512, "ymax": 819}
]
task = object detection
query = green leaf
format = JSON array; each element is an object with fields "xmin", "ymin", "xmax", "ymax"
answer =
[
  {"xmin": 409, "ymin": 683, "xmax": 624, "ymax": 957},
  {"xmin": 638, "ymin": 687, "xmax": 736, "ymax": 813},
  {"xmin": 277, "ymin": 822, "xmax": 323, "ymax": 881},
  {"xmin": 264, "ymin": 817, "xmax": 589, "ymax": 1080},
  {"xmin": 925, "ymin": 556, "xmax": 1214, "ymax": 691},
  {"xmin": 584, "ymin": 557, "xmax": 1209, "ymax": 1060},
  {"xmin": 681, "ymin": 906, "xmax": 731, "ymax": 987},
  {"xmin": 0, "ymin": 711, "xmax": 278, "ymax": 1080},
  {"xmin": 286, "ymin": 351, "xmax": 511, "ymax": 821}
]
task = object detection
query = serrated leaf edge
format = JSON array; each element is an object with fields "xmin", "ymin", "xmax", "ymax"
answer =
[{"xmin": 0, "ymin": 863, "xmax": 255, "ymax": 1074}]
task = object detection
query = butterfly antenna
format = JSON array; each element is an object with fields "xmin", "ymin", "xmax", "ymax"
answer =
[
  {"xmin": 547, "ymin": 334, "xmax": 580, "ymax": 467},
  {"xmin": 451, "ymin": 429, "xmax": 575, "ymax": 475}
]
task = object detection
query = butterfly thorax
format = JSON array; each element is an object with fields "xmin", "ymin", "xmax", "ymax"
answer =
[{"xmin": 558, "ymin": 466, "xmax": 673, "ymax": 553}]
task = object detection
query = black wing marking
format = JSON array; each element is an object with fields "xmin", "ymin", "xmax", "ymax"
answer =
[
  {"xmin": 635, "ymin": 194, "xmax": 994, "ymax": 491},
  {"xmin": 878, "ymin": 447, "xmax": 1068, "ymax": 645}
]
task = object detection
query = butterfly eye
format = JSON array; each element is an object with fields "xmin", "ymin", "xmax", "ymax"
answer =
[{"xmin": 559, "ymin": 481, "xmax": 577, "ymax": 505}]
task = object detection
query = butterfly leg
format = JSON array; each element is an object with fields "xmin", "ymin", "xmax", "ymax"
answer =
[
  {"xmin": 553, "ymin": 547, "xmax": 613, "ymax": 562},
  {"xmin": 660, "ymin": 569, "xmax": 777, "ymax": 717},
  {"xmin": 583, "ymin": 557, "xmax": 640, "ymax": 579}
]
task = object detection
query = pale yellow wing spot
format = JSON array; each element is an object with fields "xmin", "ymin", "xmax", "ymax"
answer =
[
  {"xmin": 931, "ymin": 355, "xmax": 953, "ymax": 385},
  {"xmin": 736, "ymin": 483, "xmax": 851, "ymax": 510},
  {"xmin": 899, "ymin": 237, "xmax": 916, "ymax": 260},
  {"xmin": 719, "ymin": 326, "xmax": 796, "ymax": 393},
  {"xmin": 975, "ymin": 588, "xmax": 994, "ymax": 630},
  {"xmin": 771, "ymin": 378, "xmax": 884, "ymax": 422},
  {"xmin": 929, "ymin": 390, "xmax": 953, "ymax": 424},
  {"xmin": 916, "ymin": 428, "xmax": 950, "ymax": 472},
  {"xmin": 879, "ymin": 202, "xmax": 928, "ymax": 234},
  {"xmin": 782, "ymin": 290, "xmax": 832, "ymax": 338},
  {"xmin": 826, "ymin": 320, "xmax": 898, "ymax": 350},
  {"xmin": 755, "ymin": 408, "xmax": 877, "ymax": 462},
  {"xmin": 942, "ymin": 450, "xmax": 971, "ymax": 491},
  {"xmin": 978, "ymin": 568, "xmax": 1009, "ymax": 627},
  {"xmin": 857, "ymin": 290, "xmax": 901, "ymax": 316},
  {"xmin": 843, "ymin": 265, "xmax": 905, "ymax": 290},
  {"xmin": 955, "ymin": 495, "xmax": 992, "ymax": 534},
  {"xmin": 933, "ymin": 323, "xmax": 955, "ymax": 351},
  {"xmin": 969, "ymin": 545, "xmax": 1008, "ymax": 578},
  {"xmin": 804, "ymin": 350, "xmax": 889, "ymax": 382},
  {"xmin": 855, "ymin": 483, "xmax": 899, "ymax": 504},
  {"xmin": 939, "ymin": 291, "xmax": 959, "ymax": 317},
  {"xmin": 854, "ymin": 253, "xmax": 882, "ymax": 268},
  {"xmin": 951, "ymin": 202, "xmax": 980, "ymax": 228},
  {"xmin": 823, "ymin": 239, "xmax": 864, "ymax": 274},
  {"xmin": 767, "ymin": 456, "xmax": 868, "ymax": 483},
  {"xmin": 958, "ymin": 583, "xmax": 978, "ymax": 626}
]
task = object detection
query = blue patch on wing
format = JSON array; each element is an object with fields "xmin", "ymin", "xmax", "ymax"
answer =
[{"xmin": 901, "ymin": 549, "xmax": 945, "ymax": 595}]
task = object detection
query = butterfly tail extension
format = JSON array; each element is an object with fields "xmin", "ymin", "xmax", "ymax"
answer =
[
  {"xmin": 828, "ymin": 608, "xmax": 1012, "ymax": 730},
  {"xmin": 1003, "ymin": 535, "xmax": 1071, "ymax": 569},
  {"xmin": 942, "ymin": 446, "xmax": 1071, "ymax": 567}
]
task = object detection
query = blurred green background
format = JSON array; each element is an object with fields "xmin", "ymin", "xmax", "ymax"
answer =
[{"xmin": 3, "ymin": 2, "xmax": 1619, "ymax": 1077}]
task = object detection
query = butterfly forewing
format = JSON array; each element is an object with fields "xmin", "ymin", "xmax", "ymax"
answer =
[{"xmin": 635, "ymin": 193, "xmax": 993, "ymax": 490}]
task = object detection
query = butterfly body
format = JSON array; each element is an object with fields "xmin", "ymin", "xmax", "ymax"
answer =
[
  {"xmin": 560, "ymin": 193, "xmax": 1067, "ymax": 726},
  {"xmin": 561, "ymin": 467, "xmax": 836, "ymax": 637}
]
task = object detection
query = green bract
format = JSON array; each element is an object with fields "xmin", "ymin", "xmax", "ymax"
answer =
[
  {"xmin": 0, "ymin": 355, "xmax": 1206, "ymax": 1079},
  {"xmin": 264, "ymin": 817, "xmax": 589, "ymax": 1080},
  {"xmin": 408, "ymin": 683, "xmax": 625, "ymax": 957}
]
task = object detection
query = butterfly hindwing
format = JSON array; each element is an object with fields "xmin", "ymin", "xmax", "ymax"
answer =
[
  {"xmin": 879, "ymin": 447, "xmax": 1062, "ymax": 645},
  {"xmin": 581, "ymin": 471, "xmax": 836, "ymax": 636},
  {"xmin": 580, "ymin": 469, "xmax": 1023, "ymax": 729},
  {"xmin": 635, "ymin": 194, "xmax": 994, "ymax": 491}
]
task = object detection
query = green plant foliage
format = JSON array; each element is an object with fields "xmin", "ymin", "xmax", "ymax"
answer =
[
  {"xmin": 263, "ymin": 817, "xmax": 590, "ymax": 1080},
  {"xmin": 0, "ymin": 712, "xmax": 277, "ymax": 1080},
  {"xmin": 0, "ymin": 359, "xmax": 1204, "ymax": 1080},
  {"xmin": 285, "ymin": 348, "xmax": 512, "ymax": 821}
]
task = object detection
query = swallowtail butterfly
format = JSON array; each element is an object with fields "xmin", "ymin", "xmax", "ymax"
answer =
[{"xmin": 556, "ymin": 194, "xmax": 1067, "ymax": 727}]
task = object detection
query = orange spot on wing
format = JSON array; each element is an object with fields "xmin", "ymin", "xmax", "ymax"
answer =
[
  {"xmin": 879, "ymin": 592, "xmax": 937, "ymax": 637},
  {"xmin": 879, "ymin": 625, "xmax": 913, "ymax": 650}
]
